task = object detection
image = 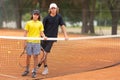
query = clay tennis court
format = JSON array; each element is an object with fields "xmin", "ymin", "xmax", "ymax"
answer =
[{"xmin": 0, "ymin": 29, "xmax": 120, "ymax": 80}]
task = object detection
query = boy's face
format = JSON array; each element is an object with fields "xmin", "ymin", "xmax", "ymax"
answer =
[
  {"xmin": 33, "ymin": 13, "xmax": 39, "ymax": 21},
  {"xmin": 50, "ymin": 7, "xmax": 57, "ymax": 14}
]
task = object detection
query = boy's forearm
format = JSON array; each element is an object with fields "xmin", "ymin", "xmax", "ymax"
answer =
[
  {"xmin": 40, "ymin": 32, "xmax": 46, "ymax": 37},
  {"xmin": 61, "ymin": 25, "xmax": 68, "ymax": 38},
  {"xmin": 24, "ymin": 30, "xmax": 27, "ymax": 37}
]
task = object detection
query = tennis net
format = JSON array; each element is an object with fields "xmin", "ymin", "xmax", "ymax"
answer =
[{"xmin": 0, "ymin": 29, "xmax": 120, "ymax": 79}]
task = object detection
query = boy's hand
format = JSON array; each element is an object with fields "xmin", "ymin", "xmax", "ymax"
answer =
[
  {"xmin": 43, "ymin": 36, "xmax": 47, "ymax": 40},
  {"xmin": 65, "ymin": 36, "xmax": 69, "ymax": 40}
]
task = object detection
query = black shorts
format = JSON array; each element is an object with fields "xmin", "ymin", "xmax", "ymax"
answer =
[{"xmin": 41, "ymin": 41, "xmax": 54, "ymax": 53}]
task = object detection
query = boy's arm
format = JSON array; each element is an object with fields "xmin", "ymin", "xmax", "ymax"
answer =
[
  {"xmin": 40, "ymin": 31, "xmax": 47, "ymax": 40},
  {"xmin": 24, "ymin": 30, "xmax": 28, "ymax": 47},
  {"xmin": 24, "ymin": 30, "xmax": 27, "ymax": 37},
  {"xmin": 60, "ymin": 25, "xmax": 69, "ymax": 40}
]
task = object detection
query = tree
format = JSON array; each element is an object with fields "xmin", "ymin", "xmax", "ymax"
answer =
[
  {"xmin": 81, "ymin": 0, "xmax": 96, "ymax": 34},
  {"xmin": 81, "ymin": 0, "xmax": 89, "ymax": 33},
  {"xmin": 12, "ymin": 0, "xmax": 41, "ymax": 29},
  {"xmin": 0, "ymin": 0, "xmax": 8, "ymax": 27},
  {"xmin": 105, "ymin": 0, "xmax": 120, "ymax": 34},
  {"xmin": 88, "ymin": 0, "xmax": 96, "ymax": 34},
  {"xmin": 13, "ymin": 0, "xmax": 23, "ymax": 29}
]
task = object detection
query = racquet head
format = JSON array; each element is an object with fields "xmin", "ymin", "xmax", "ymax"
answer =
[{"xmin": 18, "ymin": 46, "xmax": 27, "ymax": 68}]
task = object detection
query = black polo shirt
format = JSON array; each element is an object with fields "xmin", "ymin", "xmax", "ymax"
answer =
[{"xmin": 43, "ymin": 14, "xmax": 65, "ymax": 37}]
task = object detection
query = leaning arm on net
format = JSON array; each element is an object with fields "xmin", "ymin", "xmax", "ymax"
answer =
[{"xmin": 60, "ymin": 25, "xmax": 69, "ymax": 40}]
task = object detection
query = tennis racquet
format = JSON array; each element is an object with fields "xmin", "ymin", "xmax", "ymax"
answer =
[
  {"xmin": 19, "ymin": 46, "xmax": 46, "ymax": 68},
  {"xmin": 18, "ymin": 46, "xmax": 27, "ymax": 68},
  {"xmin": 37, "ymin": 46, "xmax": 47, "ymax": 68}
]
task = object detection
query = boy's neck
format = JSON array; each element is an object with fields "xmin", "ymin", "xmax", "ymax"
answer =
[
  {"xmin": 33, "ymin": 20, "xmax": 38, "ymax": 22},
  {"xmin": 50, "ymin": 13, "xmax": 57, "ymax": 17}
]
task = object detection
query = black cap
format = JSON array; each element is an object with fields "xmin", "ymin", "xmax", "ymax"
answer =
[{"xmin": 32, "ymin": 10, "xmax": 40, "ymax": 15}]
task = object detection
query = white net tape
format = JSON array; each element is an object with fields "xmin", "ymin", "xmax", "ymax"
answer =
[{"xmin": 0, "ymin": 35, "xmax": 119, "ymax": 40}]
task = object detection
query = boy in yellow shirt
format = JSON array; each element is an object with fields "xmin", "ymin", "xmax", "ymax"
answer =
[{"xmin": 22, "ymin": 10, "xmax": 47, "ymax": 78}]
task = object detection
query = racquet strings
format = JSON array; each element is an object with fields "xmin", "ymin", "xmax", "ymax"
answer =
[{"xmin": 19, "ymin": 46, "xmax": 45, "ymax": 68}]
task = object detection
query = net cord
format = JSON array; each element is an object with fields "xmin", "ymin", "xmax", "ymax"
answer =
[{"xmin": 0, "ymin": 35, "xmax": 119, "ymax": 41}]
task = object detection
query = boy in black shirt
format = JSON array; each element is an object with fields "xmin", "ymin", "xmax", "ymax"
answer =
[{"xmin": 37, "ymin": 3, "xmax": 68, "ymax": 75}]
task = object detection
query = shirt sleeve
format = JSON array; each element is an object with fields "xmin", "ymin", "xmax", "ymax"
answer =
[
  {"xmin": 58, "ymin": 14, "xmax": 65, "ymax": 26},
  {"xmin": 24, "ymin": 22, "xmax": 29, "ymax": 31}
]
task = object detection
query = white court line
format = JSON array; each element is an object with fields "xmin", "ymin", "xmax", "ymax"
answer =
[
  {"xmin": 97, "ymin": 59, "xmax": 113, "ymax": 62},
  {"xmin": 0, "ymin": 73, "xmax": 17, "ymax": 79}
]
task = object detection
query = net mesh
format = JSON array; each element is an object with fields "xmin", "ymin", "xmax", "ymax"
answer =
[{"xmin": 0, "ymin": 29, "xmax": 120, "ymax": 79}]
